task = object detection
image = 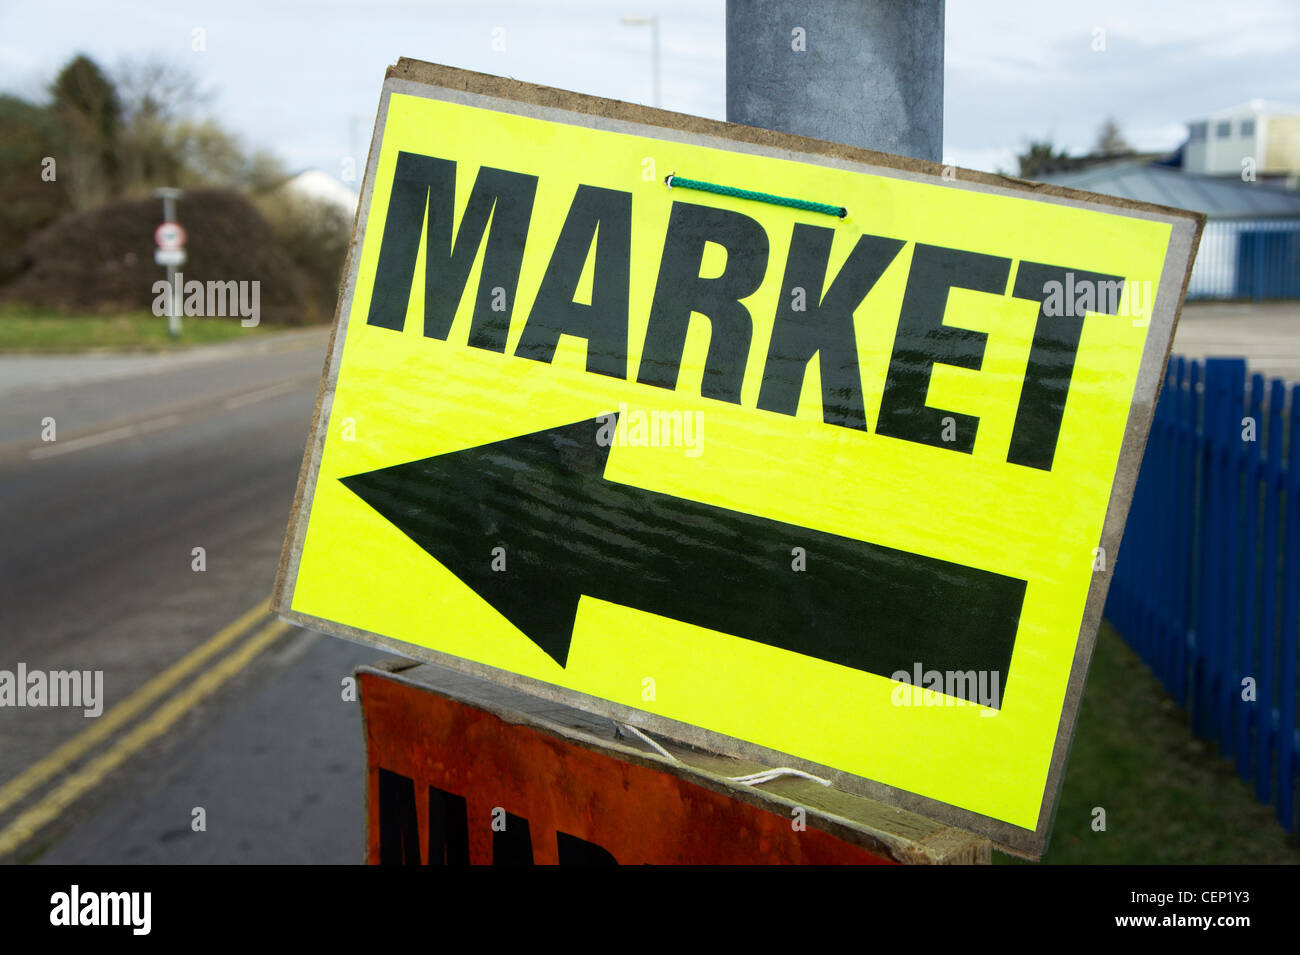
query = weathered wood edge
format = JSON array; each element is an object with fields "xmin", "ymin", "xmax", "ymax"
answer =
[{"xmin": 358, "ymin": 659, "xmax": 991, "ymax": 865}]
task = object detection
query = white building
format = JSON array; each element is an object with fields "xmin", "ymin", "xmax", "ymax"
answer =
[
  {"xmin": 1182, "ymin": 101, "xmax": 1300, "ymax": 185},
  {"xmin": 1041, "ymin": 161, "xmax": 1300, "ymax": 300},
  {"xmin": 280, "ymin": 169, "xmax": 360, "ymax": 217}
]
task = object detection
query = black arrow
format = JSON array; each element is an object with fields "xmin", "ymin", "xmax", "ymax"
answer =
[{"xmin": 340, "ymin": 414, "xmax": 1025, "ymax": 704}]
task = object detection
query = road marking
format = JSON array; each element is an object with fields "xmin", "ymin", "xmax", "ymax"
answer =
[
  {"xmin": 0, "ymin": 616, "xmax": 291, "ymax": 858},
  {"xmin": 222, "ymin": 379, "xmax": 306, "ymax": 409},
  {"xmin": 27, "ymin": 414, "xmax": 180, "ymax": 460},
  {"xmin": 0, "ymin": 597, "xmax": 270, "ymax": 817}
]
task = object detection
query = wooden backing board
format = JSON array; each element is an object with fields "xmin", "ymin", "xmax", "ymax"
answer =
[
  {"xmin": 273, "ymin": 57, "xmax": 1204, "ymax": 859},
  {"xmin": 358, "ymin": 658, "xmax": 992, "ymax": 864}
]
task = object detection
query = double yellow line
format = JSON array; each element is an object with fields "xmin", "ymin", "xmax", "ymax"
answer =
[{"xmin": 0, "ymin": 598, "xmax": 290, "ymax": 858}]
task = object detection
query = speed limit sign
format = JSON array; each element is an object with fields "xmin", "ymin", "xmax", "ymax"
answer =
[{"xmin": 154, "ymin": 221, "xmax": 186, "ymax": 251}]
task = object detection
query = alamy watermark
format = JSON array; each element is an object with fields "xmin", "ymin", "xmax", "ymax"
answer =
[
  {"xmin": 596, "ymin": 404, "xmax": 704, "ymax": 457},
  {"xmin": 50, "ymin": 885, "xmax": 150, "ymax": 935},
  {"xmin": 1041, "ymin": 273, "xmax": 1154, "ymax": 326},
  {"xmin": 151, "ymin": 272, "xmax": 260, "ymax": 326},
  {"xmin": 890, "ymin": 662, "xmax": 1001, "ymax": 715},
  {"xmin": 0, "ymin": 664, "xmax": 102, "ymax": 717}
]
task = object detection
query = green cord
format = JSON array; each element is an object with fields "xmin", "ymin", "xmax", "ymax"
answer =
[{"xmin": 664, "ymin": 174, "xmax": 847, "ymax": 219}]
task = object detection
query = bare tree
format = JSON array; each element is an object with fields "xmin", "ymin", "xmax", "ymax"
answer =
[
  {"xmin": 110, "ymin": 57, "xmax": 284, "ymax": 195},
  {"xmin": 114, "ymin": 58, "xmax": 212, "ymax": 124},
  {"xmin": 113, "ymin": 58, "xmax": 213, "ymax": 194},
  {"xmin": 1094, "ymin": 118, "xmax": 1131, "ymax": 157}
]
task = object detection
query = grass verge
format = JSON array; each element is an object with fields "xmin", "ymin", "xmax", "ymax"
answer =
[
  {"xmin": 0, "ymin": 306, "xmax": 279, "ymax": 352},
  {"xmin": 999, "ymin": 621, "xmax": 1299, "ymax": 864}
]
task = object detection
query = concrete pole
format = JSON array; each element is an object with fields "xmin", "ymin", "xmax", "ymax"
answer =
[{"xmin": 725, "ymin": 0, "xmax": 943, "ymax": 162}]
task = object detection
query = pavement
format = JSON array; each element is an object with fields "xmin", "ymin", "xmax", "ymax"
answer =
[{"xmin": 1172, "ymin": 301, "xmax": 1300, "ymax": 385}]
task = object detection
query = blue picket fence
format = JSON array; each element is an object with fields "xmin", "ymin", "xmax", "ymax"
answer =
[{"xmin": 1106, "ymin": 355, "xmax": 1300, "ymax": 838}]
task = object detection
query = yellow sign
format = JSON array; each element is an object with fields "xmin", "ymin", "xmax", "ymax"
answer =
[{"xmin": 276, "ymin": 61, "xmax": 1201, "ymax": 856}]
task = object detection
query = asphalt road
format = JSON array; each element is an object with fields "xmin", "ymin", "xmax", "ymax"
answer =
[{"xmin": 0, "ymin": 327, "xmax": 395, "ymax": 863}]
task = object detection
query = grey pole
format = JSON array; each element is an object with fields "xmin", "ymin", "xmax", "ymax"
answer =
[
  {"xmin": 725, "ymin": 0, "xmax": 943, "ymax": 162},
  {"xmin": 154, "ymin": 187, "xmax": 184, "ymax": 339}
]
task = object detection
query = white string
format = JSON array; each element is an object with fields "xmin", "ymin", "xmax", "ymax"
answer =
[
  {"xmin": 727, "ymin": 768, "xmax": 832, "ymax": 787},
  {"xmin": 617, "ymin": 723, "xmax": 832, "ymax": 788},
  {"xmin": 619, "ymin": 723, "xmax": 678, "ymax": 762}
]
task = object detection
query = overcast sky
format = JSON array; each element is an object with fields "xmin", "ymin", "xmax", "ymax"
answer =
[{"xmin": 2, "ymin": 0, "xmax": 1296, "ymax": 177}]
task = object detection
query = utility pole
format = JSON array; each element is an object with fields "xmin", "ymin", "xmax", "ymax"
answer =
[{"xmin": 725, "ymin": 0, "xmax": 943, "ymax": 162}]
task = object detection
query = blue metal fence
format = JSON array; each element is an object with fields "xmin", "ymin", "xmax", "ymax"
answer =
[
  {"xmin": 1106, "ymin": 356, "xmax": 1300, "ymax": 837},
  {"xmin": 1188, "ymin": 218, "xmax": 1300, "ymax": 300}
]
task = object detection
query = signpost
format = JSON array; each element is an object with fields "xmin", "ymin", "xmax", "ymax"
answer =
[
  {"xmin": 154, "ymin": 221, "xmax": 186, "ymax": 257},
  {"xmin": 153, "ymin": 188, "xmax": 185, "ymax": 338},
  {"xmin": 274, "ymin": 59, "xmax": 1202, "ymax": 857}
]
